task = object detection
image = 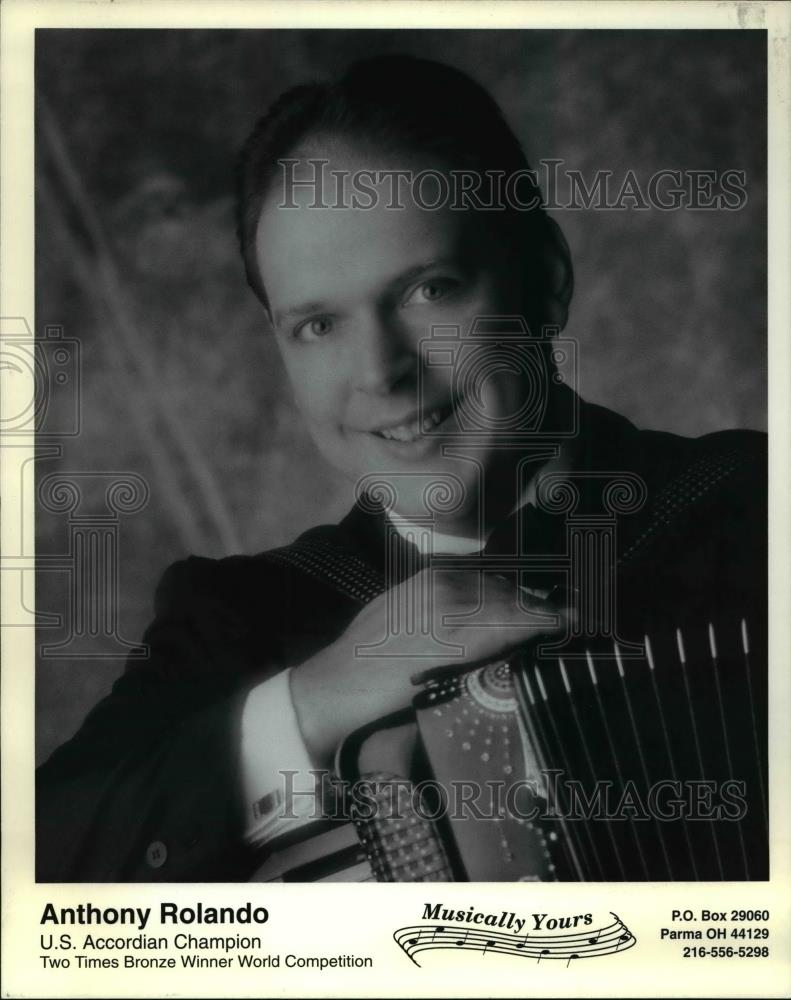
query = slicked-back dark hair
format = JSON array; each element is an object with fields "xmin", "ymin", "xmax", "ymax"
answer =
[{"xmin": 235, "ymin": 54, "xmax": 572, "ymax": 328}]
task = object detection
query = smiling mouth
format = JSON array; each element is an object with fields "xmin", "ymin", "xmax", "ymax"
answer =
[{"xmin": 373, "ymin": 401, "xmax": 457, "ymax": 443}]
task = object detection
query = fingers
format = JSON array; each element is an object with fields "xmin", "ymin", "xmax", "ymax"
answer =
[
  {"xmin": 415, "ymin": 572, "xmax": 566, "ymax": 665},
  {"xmin": 354, "ymin": 568, "xmax": 574, "ymax": 672},
  {"xmin": 427, "ymin": 569, "xmax": 564, "ymax": 621}
]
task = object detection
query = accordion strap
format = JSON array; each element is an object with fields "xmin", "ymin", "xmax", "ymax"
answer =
[
  {"xmin": 263, "ymin": 534, "xmax": 385, "ymax": 604},
  {"xmin": 261, "ymin": 441, "xmax": 757, "ymax": 602},
  {"xmin": 618, "ymin": 441, "xmax": 756, "ymax": 568}
]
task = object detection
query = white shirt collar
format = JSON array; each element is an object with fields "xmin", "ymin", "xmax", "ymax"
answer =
[
  {"xmin": 387, "ymin": 508, "xmax": 484, "ymax": 555},
  {"xmin": 386, "ymin": 438, "xmax": 576, "ymax": 556}
]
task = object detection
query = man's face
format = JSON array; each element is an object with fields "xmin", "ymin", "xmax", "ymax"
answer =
[{"xmin": 255, "ymin": 146, "xmax": 542, "ymax": 529}]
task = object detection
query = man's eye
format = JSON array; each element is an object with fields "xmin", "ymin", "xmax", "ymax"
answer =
[
  {"xmin": 402, "ymin": 278, "xmax": 458, "ymax": 307},
  {"xmin": 294, "ymin": 317, "xmax": 334, "ymax": 341}
]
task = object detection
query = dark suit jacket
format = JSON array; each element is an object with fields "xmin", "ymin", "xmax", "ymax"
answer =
[{"xmin": 35, "ymin": 402, "xmax": 766, "ymax": 881}]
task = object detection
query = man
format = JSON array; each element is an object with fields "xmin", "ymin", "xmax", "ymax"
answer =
[{"xmin": 36, "ymin": 55, "xmax": 766, "ymax": 882}]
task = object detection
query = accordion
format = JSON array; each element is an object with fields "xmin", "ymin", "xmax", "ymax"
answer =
[{"xmin": 250, "ymin": 613, "xmax": 767, "ymax": 883}]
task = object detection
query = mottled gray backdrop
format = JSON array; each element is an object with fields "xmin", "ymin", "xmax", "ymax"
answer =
[{"xmin": 35, "ymin": 29, "xmax": 766, "ymax": 762}]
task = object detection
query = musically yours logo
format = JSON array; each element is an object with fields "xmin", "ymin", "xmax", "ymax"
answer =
[{"xmin": 393, "ymin": 905, "xmax": 636, "ymax": 967}]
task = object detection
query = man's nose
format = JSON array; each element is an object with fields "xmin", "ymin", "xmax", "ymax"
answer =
[{"xmin": 350, "ymin": 315, "xmax": 416, "ymax": 395}]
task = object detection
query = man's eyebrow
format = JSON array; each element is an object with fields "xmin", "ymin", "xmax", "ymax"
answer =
[
  {"xmin": 392, "ymin": 256, "xmax": 465, "ymax": 289},
  {"xmin": 273, "ymin": 300, "xmax": 330, "ymax": 324}
]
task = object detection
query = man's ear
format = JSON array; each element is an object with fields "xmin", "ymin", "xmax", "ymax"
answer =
[{"xmin": 540, "ymin": 216, "xmax": 574, "ymax": 331}]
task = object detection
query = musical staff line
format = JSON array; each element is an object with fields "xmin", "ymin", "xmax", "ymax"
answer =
[{"xmin": 394, "ymin": 912, "xmax": 635, "ymax": 967}]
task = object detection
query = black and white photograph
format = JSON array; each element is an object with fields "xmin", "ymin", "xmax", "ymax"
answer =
[
  {"xmin": 2, "ymin": 3, "xmax": 790, "ymax": 997},
  {"xmin": 32, "ymin": 27, "xmax": 769, "ymax": 883}
]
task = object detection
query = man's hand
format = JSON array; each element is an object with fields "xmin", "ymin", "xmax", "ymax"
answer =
[{"xmin": 288, "ymin": 569, "xmax": 572, "ymax": 767}]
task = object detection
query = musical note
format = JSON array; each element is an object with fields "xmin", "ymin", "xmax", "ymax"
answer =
[
  {"xmin": 516, "ymin": 933, "xmax": 529, "ymax": 950},
  {"xmin": 588, "ymin": 928, "xmax": 602, "ymax": 946},
  {"xmin": 537, "ymin": 948, "xmax": 550, "ymax": 964},
  {"xmin": 566, "ymin": 953, "xmax": 579, "ymax": 968},
  {"xmin": 455, "ymin": 931, "xmax": 468, "ymax": 947},
  {"xmin": 431, "ymin": 927, "xmax": 445, "ymax": 942},
  {"xmin": 482, "ymin": 940, "xmax": 496, "ymax": 956},
  {"xmin": 610, "ymin": 911, "xmax": 634, "ymax": 954}
]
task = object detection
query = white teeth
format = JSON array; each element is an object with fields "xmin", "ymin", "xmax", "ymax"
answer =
[{"xmin": 377, "ymin": 406, "xmax": 449, "ymax": 442}]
